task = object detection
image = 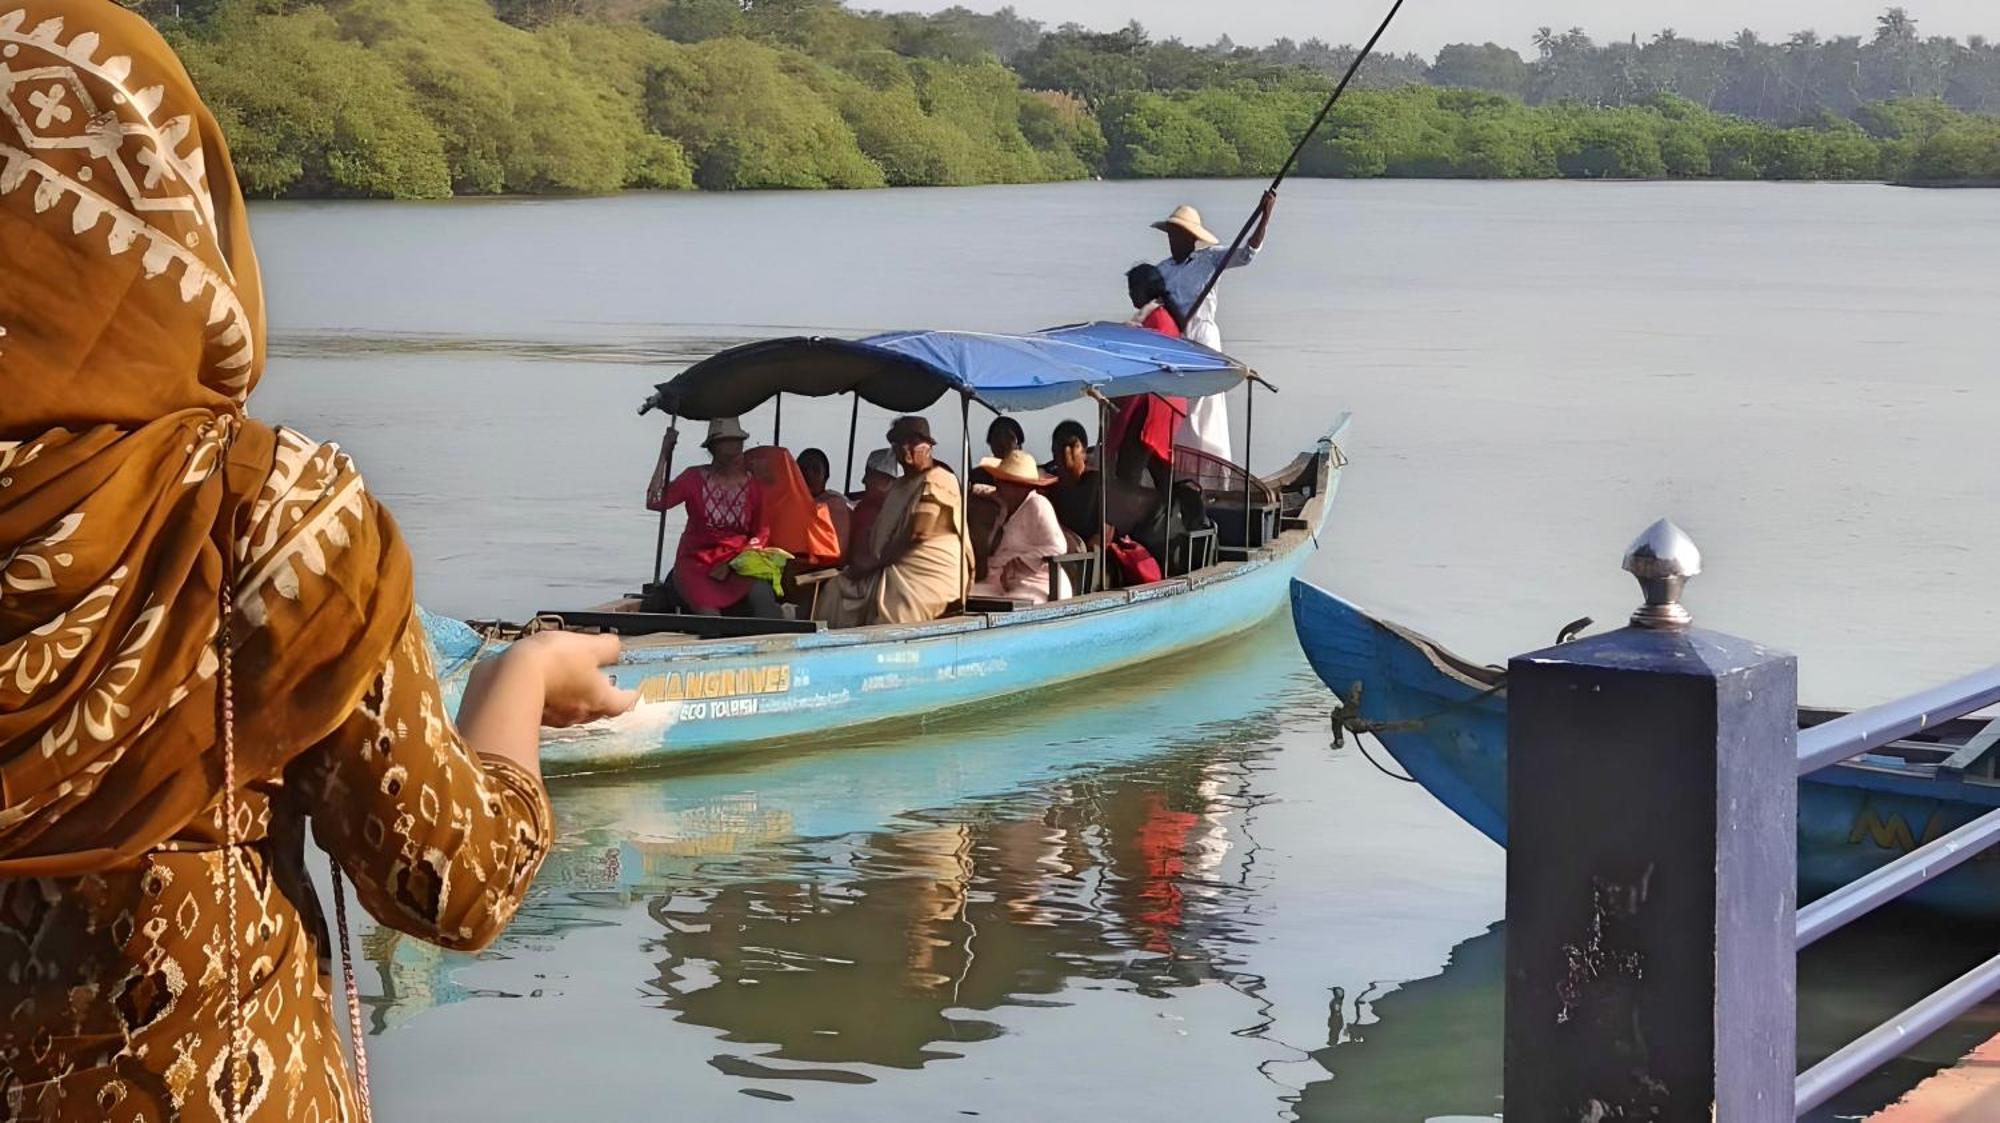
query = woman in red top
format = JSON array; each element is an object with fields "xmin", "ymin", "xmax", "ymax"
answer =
[
  {"xmin": 647, "ymin": 417, "xmax": 780, "ymax": 616},
  {"xmin": 1109, "ymin": 263, "xmax": 1191, "ymax": 491}
]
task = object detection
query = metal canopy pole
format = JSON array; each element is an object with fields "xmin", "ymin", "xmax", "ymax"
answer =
[
  {"xmin": 652, "ymin": 414, "xmax": 679, "ymax": 586},
  {"xmin": 1096, "ymin": 395, "xmax": 1109, "ymax": 591},
  {"xmin": 1164, "ymin": 424, "xmax": 1178, "ymax": 577},
  {"xmin": 959, "ymin": 394, "xmax": 972, "ymax": 481},
  {"xmin": 773, "ymin": 391, "xmax": 783, "ymax": 447},
  {"xmin": 843, "ymin": 393, "xmax": 860, "ymax": 493},
  {"xmin": 959, "ymin": 393, "xmax": 972, "ymax": 609},
  {"xmin": 1241, "ymin": 382, "xmax": 1256, "ymax": 550}
]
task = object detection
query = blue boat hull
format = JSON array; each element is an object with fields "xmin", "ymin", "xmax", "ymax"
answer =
[
  {"xmin": 425, "ymin": 418, "xmax": 1348, "ymax": 773},
  {"xmin": 1289, "ymin": 579, "xmax": 2000, "ymax": 916}
]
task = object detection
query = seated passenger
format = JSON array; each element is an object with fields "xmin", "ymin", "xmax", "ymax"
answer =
[
  {"xmin": 1047, "ymin": 419, "xmax": 1107, "ymax": 550},
  {"xmin": 850, "ymin": 446, "xmax": 898, "ymax": 548},
  {"xmin": 970, "ymin": 451, "xmax": 1071, "ymax": 605},
  {"xmin": 816, "ymin": 417, "xmax": 972, "ymax": 627},
  {"xmin": 745, "ymin": 445, "xmax": 842, "ymax": 569},
  {"xmin": 967, "ymin": 416, "xmax": 1027, "ymax": 488},
  {"xmin": 647, "ymin": 417, "xmax": 781, "ymax": 617},
  {"xmin": 798, "ymin": 446, "xmax": 852, "ymax": 555}
]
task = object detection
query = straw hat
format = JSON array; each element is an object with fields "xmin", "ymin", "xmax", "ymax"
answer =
[
  {"xmin": 978, "ymin": 449, "xmax": 1057, "ymax": 489},
  {"xmin": 1151, "ymin": 204, "xmax": 1219, "ymax": 245},
  {"xmin": 864, "ymin": 447, "xmax": 899, "ymax": 478},
  {"xmin": 701, "ymin": 416, "xmax": 749, "ymax": 449}
]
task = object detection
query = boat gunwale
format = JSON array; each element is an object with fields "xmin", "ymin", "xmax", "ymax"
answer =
[{"xmin": 1292, "ymin": 580, "xmax": 2000, "ymax": 794}]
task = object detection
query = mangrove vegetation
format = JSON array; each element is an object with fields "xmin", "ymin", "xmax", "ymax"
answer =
[{"xmin": 143, "ymin": 0, "xmax": 2000, "ymax": 197}]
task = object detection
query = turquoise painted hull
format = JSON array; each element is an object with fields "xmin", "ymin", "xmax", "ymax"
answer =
[
  {"xmin": 426, "ymin": 417, "xmax": 1348, "ymax": 773},
  {"xmin": 1289, "ymin": 579, "xmax": 2000, "ymax": 917}
]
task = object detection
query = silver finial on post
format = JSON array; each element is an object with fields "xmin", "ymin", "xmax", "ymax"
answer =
[{"xmin": 1623, "ymin": 518, "xmax": 1701, "ymax": 630}]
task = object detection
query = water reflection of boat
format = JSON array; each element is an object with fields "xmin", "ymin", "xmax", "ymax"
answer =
[
  {"xmin": 424, "ymin": 327, "xmax": 1349, "ymax": 773},
  {"xmin": 1288, "ymin": 580, "xmax": 2000, "ymax": 915},
  {"xmin": 361, "ymin": 624, "xmax": 1313, "ymax": 1031},
  {"xmin": 648, "ymin": 744, "xmax": 1256, "ymax": 1074}
]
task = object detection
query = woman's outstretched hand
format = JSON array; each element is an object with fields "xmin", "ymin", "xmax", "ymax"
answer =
[
  {"xmin": 458, "ymin": 631, "xmax": 639, "ymax": 774},
  {"xmin": 520, "ymin": 631, "xmax": 639, "ymax": 728}
]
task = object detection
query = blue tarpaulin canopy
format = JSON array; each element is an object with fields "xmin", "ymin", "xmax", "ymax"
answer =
[{"xmin": 647, "ymin": 321, "xmax": 1253, "ymax": 419}]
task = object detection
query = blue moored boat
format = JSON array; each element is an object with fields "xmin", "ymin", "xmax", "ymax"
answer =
[
  {"xmin": 427, "ymin": 324, "xmax": 1350, "ymax": 772},
  {"xmin": 1288, "ymin": 579, "xmax": 2000, "ymax": 915}
]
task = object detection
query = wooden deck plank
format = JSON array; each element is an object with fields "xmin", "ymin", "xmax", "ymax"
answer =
[{"xmin": 1870, "ymin": 1031, "xmax": 2000, "ymax": 1121}]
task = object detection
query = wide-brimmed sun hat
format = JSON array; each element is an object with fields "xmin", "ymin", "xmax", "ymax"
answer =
[
  {"xmin": 1151, "ymin": 204, "xmax": 1218, "ymax": 245},
  {"xmin": 864, "ymin": 447, "xmax": 899, "ymax": 478},
  {"xmin": 886, "ymin": 415, "xmax": 936, "ymax": 447},
  {"xmin": 702, "ymin": 416, "xmax": 749, "ymax": 449},
  {"xmin": 978, "ymin": 450, "xmax": 1057, "ymax": 489}
]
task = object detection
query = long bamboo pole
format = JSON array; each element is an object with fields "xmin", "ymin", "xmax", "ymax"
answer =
[{"xmin": 1184, "ymin": 0, "xmax": 1411, "ymax": 322}]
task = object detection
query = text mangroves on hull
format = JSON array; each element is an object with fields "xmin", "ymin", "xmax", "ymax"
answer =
[
  {"xmin": 1288, "ymin": 579, "xmax": 2000, "ymax": 916},
  {"xmin": 427, "ymin": 323, "xmax": 1350, "ymax": 771}
]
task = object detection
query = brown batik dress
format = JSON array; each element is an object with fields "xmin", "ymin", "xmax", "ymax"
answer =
[{"xmin": 0, "ymin": 612, "xmax": 554, "ymax": 1121}]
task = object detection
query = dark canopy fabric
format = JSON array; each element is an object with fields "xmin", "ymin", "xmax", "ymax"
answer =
[
  {"xmin": 648, "ymin": 321, "xmax": 1253, "ymax": 420},
  {"xmin": 648, "ymin": 337, "xmax": 953, "ymax": 420}
]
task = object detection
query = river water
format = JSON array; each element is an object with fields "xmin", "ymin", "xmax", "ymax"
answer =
[{"xmin": 250, "ymin": 179, "xmax": 2000, "ymax": 1120}]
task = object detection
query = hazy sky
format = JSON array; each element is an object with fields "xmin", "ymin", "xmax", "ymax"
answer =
[{"xmin": 897, "ymin": 1, "xmax": 1994, "ymax": 56}]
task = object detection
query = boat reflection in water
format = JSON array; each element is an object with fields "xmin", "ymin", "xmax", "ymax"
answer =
[
  {"xmin": 357, "ymin": 620, "xmax": 1310, "ymax": 1063},
  {"xmin": 646, "ymin": 749, "xmax": 1244, "ymax": 1080}
]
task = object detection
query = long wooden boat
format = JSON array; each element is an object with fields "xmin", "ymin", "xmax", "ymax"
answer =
[
  {"xmin": 1288, "ymin": 579, "xmax": 2000, "ymax": 915},
  {"xmin": 424, "ymin": 324, "xmax": 1350, "ymax": 772}
]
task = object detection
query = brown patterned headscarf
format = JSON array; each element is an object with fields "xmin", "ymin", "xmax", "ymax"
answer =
[{"xmin": 0, "ymin": 0, "xmax": 414, "ymax": 875}]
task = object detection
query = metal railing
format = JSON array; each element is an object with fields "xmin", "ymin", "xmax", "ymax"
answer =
[
  {"xmin": 1791, "ymin": 664, "xmax": 2000, "ymax": 1117},
  {"xmin": 1795, "ymin": 667, "xmax": 2000, "ymax": 775}
]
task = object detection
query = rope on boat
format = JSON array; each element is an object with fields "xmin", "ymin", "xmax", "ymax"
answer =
[
  {"xmin": 1353, "ymin": 734, "xmax": 1420, "ymax": 784},
  {"xmin": 1329, "ymin": 679, "xmax": 1510, "ymax": 784},
  {"xmin": 439, "ymin": 614, "xmax": 565, "ymax": 689},
  {"xmin": 1326, "ymin": 613, "xmax": 1589, "ymax": 783}
]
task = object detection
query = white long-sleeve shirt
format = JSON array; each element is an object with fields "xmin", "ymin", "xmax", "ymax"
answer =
[
  {"xmin": 1155, "ymin": 242, "xmax": 1259, "ymax": 352},
  {"xmin": 1155, "ymin": 243, "xmax": 1258, "ymax": 461}
]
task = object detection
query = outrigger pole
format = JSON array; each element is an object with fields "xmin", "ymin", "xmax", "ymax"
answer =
[{"xmin": 1183, "ymin": 0, "xmax": 1410, "ymax": 322}]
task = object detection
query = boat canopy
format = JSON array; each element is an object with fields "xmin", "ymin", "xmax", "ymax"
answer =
[{"xmin": 648, "ymin": 321, "xmax": 1255, "ymax": 419}]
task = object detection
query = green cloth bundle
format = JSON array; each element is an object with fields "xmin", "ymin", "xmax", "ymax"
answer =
[{"xmin": 730, "ymin": 547, "xmax": 794, "ymax": 594}]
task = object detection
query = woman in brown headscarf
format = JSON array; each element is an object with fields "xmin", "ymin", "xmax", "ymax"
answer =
[
  {"xmin": 0, "ymin": 2, "xmax": 634, "ymax": 1119},
  {"xmin": 814, "ymin": 416, "xmax": 972, "ymax": 627}
]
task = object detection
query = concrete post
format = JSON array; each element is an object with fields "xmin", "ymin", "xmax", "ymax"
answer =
[{"xmin": 1504, "ymin": 520, "xmax": 1799, "ymax": 1120}]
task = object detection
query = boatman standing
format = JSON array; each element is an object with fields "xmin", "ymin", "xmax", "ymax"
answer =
[{"xmin": 1151, "ymin": 189, "xmax": 1277, "ymax": 461}]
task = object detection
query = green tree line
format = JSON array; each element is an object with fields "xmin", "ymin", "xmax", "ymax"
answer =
[
  {"xmin": 146, "ymin": 0, "xmax": 2000, "ymax": 198},
  {"xmin": 1099, "ymin": 86, "xmax": 2000, "ymax": 182}
]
